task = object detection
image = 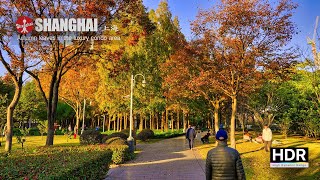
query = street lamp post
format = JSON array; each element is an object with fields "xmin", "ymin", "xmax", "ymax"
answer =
[
  {"xmin": 127, "ymin": 74, "xmax": 146, "ymax": 153},
  {"xmin": 81, "ymin": 99, "xmax": 86, "ymax": 135}
]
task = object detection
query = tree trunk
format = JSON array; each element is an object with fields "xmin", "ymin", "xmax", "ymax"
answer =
[
  {"xmin": 108, "ymin": 114, "xmax": 111, "ymax": 131},
  {"xmin": 133, "ymin": 114, "xmax": 136, "ymax": 131},
  {"xmin": 156, "ymin": 112, "xmax": 159, "ymax": 130},
  {"xmin": 161, "ymin": 111, "xmax": 165, "ymax": 131},
  {"xmin": 187, "ymin": 113, "xmax": 190, "ymax": 127},
  {"xmin": 103, "ymin": 114, "xmax": 106, "ymax": 132},
  {"xmin": 171, "ymin": 111, "xmax": 174, "ymax": 131},
  {"xmin": 230, "ymin": 95, "xmax": 237, "ymax": 149},
  {"xmin": 213, "ymin": 100, "xmax": 220, "ymax": 133},
  {"xmin": 177, "ymin": 110, "xmax": 180, "ymax": 130},
  {"xmin": 92, "ymin": 117, "xmax": 95, "ymax": 128},
  {"xmin": 75, "ymin": 102, "xmax": 81, "ymax": 135},
  {"xmin": 149, "ymin": 112, "xmax": 152, "ymax": 129},
  {"xmin": 165, "ymin": 108, "xmax": 169, "ymax": 131},
  {"xmin": 124, "ymin": 113, "xmax": 127, "ymax": 129},
  {"xmin": 5, "ymin": 79, "xmax": 22, "ymax": 152},
  {"xmin": 46, "ymin": 75, "xmax": 61, "ymax": 146},
  {"xmin": 113, "ymin": 115, "xmax": 116, "ymax": 131},
  {"xmin": 119, "ymin": 113, "xmax": 122, "ymax": 131},
  {"xmin": 139, "ymin": 114, "xmax": 143, "ymax": 131},
  {"xmin": 144, "ymin": 115, "xmax": 147, "ymax": 129},
  {"xmin": 116, "ymin": 114, "xmax": 119, "ymax": 131},
  {"xmin": 207, "ymin": 114, "xmax": 211, "ymax": 129},
  {"xmin": 238, "ymin": 113, "xmax": 245, "ymax": 135},
  {"xmin": 183, "ymin": 110, "xmax": 186, "ymax": 132}
]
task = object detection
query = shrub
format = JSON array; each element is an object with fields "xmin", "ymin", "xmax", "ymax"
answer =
[
  {"xmin": 13, "ymin": 128, "xmax": 22, "ymax": 136},
  {"xmin": 60, "ymin": 148, "xmax": 112, "ymax": 179},
  {"xmin": 153, "ymin": 129, "xmax": 185, "ymax": 139},
  {"xmin": 37, "ymin": 120, "xmax": 47, "ymax": 137},
  {"xmin": 120, "ymin": 128, "xmax": 136, "ymax": 138},
  {"xmin": 105, "ymin": 132, "xmax": 128, "ymax": 141},
  {"xmin": 55, "ymin": 129, "xmax": 66, "ymax": 135},
  {"xmin": 107, "ymin": 145, "xmax": 132, "ymax": 164},
  {"xmin": 102, "ymin": 134, "xmax": 108, "ymax": 142},
  {"xmin": 105, "ymin": 137, "xmax": 128, "ymax": 146},
  {"xmin": 29, "ymin": 127, "xmax": 41, "ymax": 136},
  {"xmin": 0, "ymin": 145, "xmax": 113, "ymax": 179},
  {"xmin": 137, "ymin": 129, "xmax": 154, "ymax": 141},
  {"xmin": 80, "ymin": 130, "xmax": 102, "ymax": 145}
]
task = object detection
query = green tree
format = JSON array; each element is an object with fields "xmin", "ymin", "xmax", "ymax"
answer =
[
  {"xmin": 14, "ymin": 81, "xmax": 47, "ymax": 126},
  {"xmin": 37, "ymin": 120, "xmax": 48, "ymax": 139}
]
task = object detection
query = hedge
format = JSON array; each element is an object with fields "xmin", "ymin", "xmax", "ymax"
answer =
[
  {"xmin": 107, "ymin": 144, "xmax": 133, "ymax": 164},
  {"xmin": 105, "ymin": 137, "xmax": 128, "ymax": 146},
  {"xmin": 80, "ymin": 130, "xmax": 102, "ymax": 145},
  {"xmin": 105, "ymin": 132, "xmax": 128, "ymax": 141},
  {"xmin": 137, "ymin": 129, "xmax": 154, "ymax": 141},
  {"xmin": 153, "ymin": 130, "xmax": 185, "ymax": 139},
  {"xmin": 0, "ymin": 145, "xmax": 113, "ymax": 179},
  {"xmin": 29, "ymin": 127, "xmax": 41, "ymax": 136}
]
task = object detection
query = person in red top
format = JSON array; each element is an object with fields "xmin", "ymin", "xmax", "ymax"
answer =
[{"xmin": 73, "ymin": 126, "xmax": 78, "ymax": 139}]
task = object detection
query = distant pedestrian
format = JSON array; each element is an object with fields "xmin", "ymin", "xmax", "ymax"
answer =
[
  {"xmin": 201, "ymin": 130, "xmax": 211, "ymax": 143},
  {"xmin": 243, "ymin": 130, "xmax": 252, "ymax": 142},
  {"xmin": 206, "ymin": 128, "xmax": 246, "ymax": 180},
  {"xmin": 186, "ymin": 125, "xmax": 196, "ymax": 150},
  {"xmin": 196, "ymin": 130, "xmax": 202, "ymax": 141},
  {"xmin": 74, "ymin": 126, "xmax": 78, "ymax": 139},
  {"xmin": 262, "ymin": 124, "xmax": 272, "ymax": 152},
  {"xmin": 68, "ymin": 125, "xmax": 72, "ymax": 138}
]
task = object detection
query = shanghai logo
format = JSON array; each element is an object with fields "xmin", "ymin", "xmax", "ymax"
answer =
[{"xmin": 16, "ymin": 16, "xmax": 34, "ymax": 34}]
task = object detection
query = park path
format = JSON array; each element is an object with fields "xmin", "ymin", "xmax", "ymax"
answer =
[{"xmin": 105, "ymin": 135, "xmax": 206, "ymax": 180}]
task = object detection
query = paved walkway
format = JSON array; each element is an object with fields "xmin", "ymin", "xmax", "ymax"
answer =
[{"xmin": 105, "ymin": 135, "xmax": 206, "ymax": 180}]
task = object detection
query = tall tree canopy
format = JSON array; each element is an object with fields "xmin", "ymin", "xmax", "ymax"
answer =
[{"xmin": 188, "ymin": 0, "xmax": 298, "ymax": 148}]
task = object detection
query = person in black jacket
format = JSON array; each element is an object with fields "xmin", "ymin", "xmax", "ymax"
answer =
[
  {"xmin": 201, "ymin": 130, "xmax": 211, "ymax": 143},
  {"xmin": 206, "ymin": 128, "xmax": 246, "ymax": 180},
  {"xmin": 186, "ymin": 125, "xmax": 196, "ymax": 150}
]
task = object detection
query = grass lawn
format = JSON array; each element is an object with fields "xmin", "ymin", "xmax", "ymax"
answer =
[
  {"xmin": 0, "ymin": 135, "xmax": 80, "ymax": 153},
  {"xmin": 0, "ymin": 135, "xmax": 116, "ymax": 179},
  {"xmin": 196, "ymin": 132, "xmax": 320, "ymax": 180}
]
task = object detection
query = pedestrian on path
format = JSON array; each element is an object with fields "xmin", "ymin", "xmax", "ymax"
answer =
[
  {"xmin": 186, "ymin": 125, "xmax": 196, "ymax": 150},
  {"xmin": 206, "ymin": 128, "xmax": 246, "ymax": 180},
  {"xmin": 73, "ymin": 126, "xmax": 78, "ymax": 139},
  {"xmin": 262, "ymin": 124, "xmax": 272, "ymax": 152}
]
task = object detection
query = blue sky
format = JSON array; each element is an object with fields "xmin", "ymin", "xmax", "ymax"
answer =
[
  {"xmin": 0, "ymin": 0, "xmax": 319, "ymax": 76},
  {"xmin": 143, "ymin": 0, "xmax": 320, "ymax": 49}
]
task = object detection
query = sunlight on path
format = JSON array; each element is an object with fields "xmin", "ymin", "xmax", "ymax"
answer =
[{"xmin": 105, "ymin": 136, "xmax": 206, "ymax": 180}]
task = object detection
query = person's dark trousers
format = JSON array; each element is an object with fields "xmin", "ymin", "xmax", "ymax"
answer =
[
  {"xmin": 264, "ymin": 141, "xmax": 271, "ymax": 152},
  {"xmin": 188, "ymin": 138, "xmax": 194, "ymax": 149}
]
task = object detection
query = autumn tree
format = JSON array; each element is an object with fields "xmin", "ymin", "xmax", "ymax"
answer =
[
  {"xmin": 0, "ymin": 0, "xmax": 43, "ymax": 151},
  {"xmin": 53, "ymin": 62, "xmax": 99, "ymax": 134},
  {"xmin": 2, "ymin": 0, "xmax": 139, "ymax": 146},
  {"xmin": 191, "ymin": 0, "xmax": 297, "ymax": 148},
  {"xmin": 163, "ymin": 45, "xmax": 227, "ymax": 133}
]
